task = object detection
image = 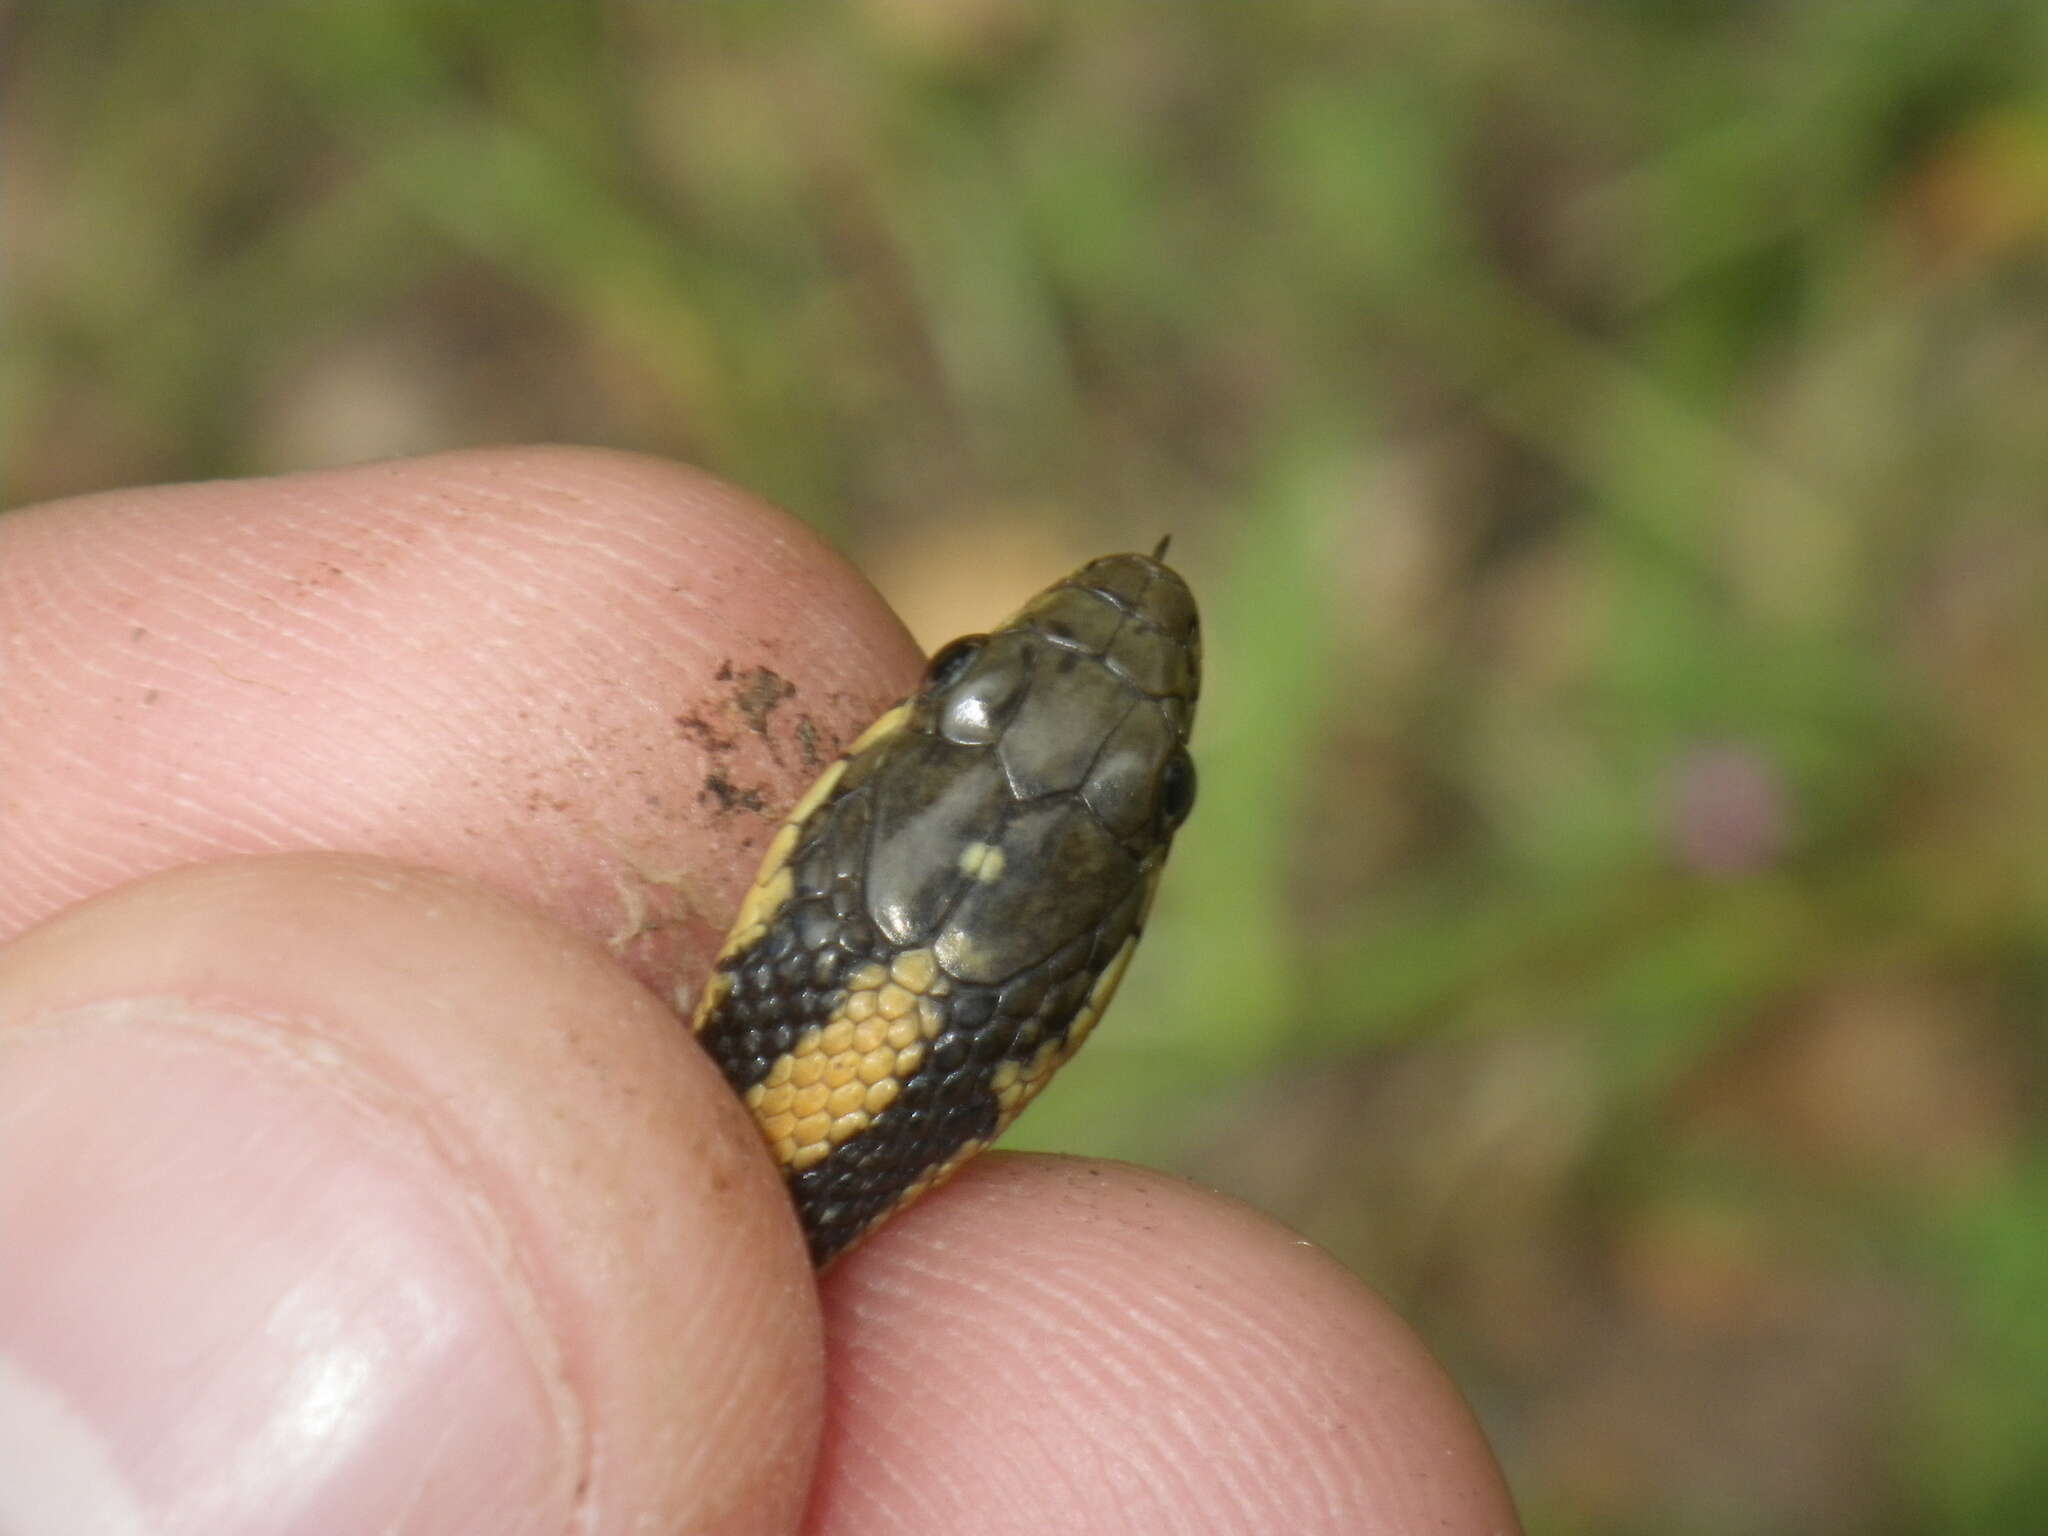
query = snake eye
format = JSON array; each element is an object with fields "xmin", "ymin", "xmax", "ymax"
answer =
[
  {"xmin": 1157, "ymin": 748, "xmax": 1197, "ymax": 830},
  {"xmin": 924, "ymin": 635, "xmax": 986, "ymax": 693}
]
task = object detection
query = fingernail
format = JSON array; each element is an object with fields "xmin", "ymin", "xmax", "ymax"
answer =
[{"xmin": 0, "ymin": 999, "xmax": 580, "ymax": 1535}]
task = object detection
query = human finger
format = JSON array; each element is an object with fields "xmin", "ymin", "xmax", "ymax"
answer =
[
  {"xmin": 806, "ymin": 1156, "xmax": 1521, "ymax": 1534},
  {"xmin": 0, "ymin": 853, "xmax": 820, "ymax": 1534},
  {"xmin": 0, "ymin": 444, "xmax": 921, "ymax": 1003}
]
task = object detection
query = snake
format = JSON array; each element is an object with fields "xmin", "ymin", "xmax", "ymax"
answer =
[{"xmin": 690, "ymin": 546, "xmax": 1200, "ymax": 1266}]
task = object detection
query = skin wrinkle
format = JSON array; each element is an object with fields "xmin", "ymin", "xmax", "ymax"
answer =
[
  {"xmin": 1105, "ymin": 1330, "xmax": 1361, "ymax": 1529},
  {"xmin": 42, "ymin": 574, "xmax": 455, "ymax": 824},
  {"xmin": 37, "ymin": 528, "xmax": 712, "ymax": 876},
  {"xmin": 1227, "ymin": 1381, "xmax": 1362, "ymax": 1513},
  {"xmin": 200, "ymin": 501, "xmax": 578, "ymax": 695},
  {"xmin": 33, "ymin": 774, "xmax": 290, "ymax": 867},
  {"xmin": 1089, "ymin": 1271, "xmax": 1380, "ymax": 1518},
  {"xmin": 1044, "ymin": 1371, "xmax": 1193, "ymax": 1514},
  {"xmin": 125, "ymin": 543, "xmax": 368, "ymax": 650},
  {"xmin": 475, "ymin": 483, "xmax": 710, "ymax": 584},
  {"xmin": 236, "ymin": 490, "xmax": 757, "ymax": 803},
  {"xmin": 202, "ymin": 584, "xmax": 478, "ymax": 721},
  {"xmin": 823, "ymin": 1174, "xmax": 1450, "ymax": 1534},
  {"xmin": 1165, "ymin": 1406, "xmax": 1295, "ymax": 1531},
  {"xmin": 1095, "ymin": 1443, "xmax": 1191, "ymax": 1536},
  {"xmin": 201, "ymin": 545, "xmax": 523, "ymax": 693},
  {"xmin": 981, "ymin": 1411, "xmax": 1091, "ymax": 1515},
  {"xmin": 442, "ymin": 465, "xmax": 762, "ymax": 627},
  {"xmin": 281, "ymin": 473, "xmax": 484, "ymax": 568},
  {"xmin": 835, "ymin": 1277, "xmax": 1151, "ymax": 1522},
  {"xmin": 141, "ymin": 735, "xmax": 386, "ymax": 855},
  {"xmin": 1075, "ymin": 1266, "xmax": 1314, "ymax": 1414},
  {"xmin": 830, "ymin": 1441, "xmax": 937, "ymax": 1532},
  {"xmin": 822, "ymin": 1292, "xmax": 965, "ymax": 1528}
]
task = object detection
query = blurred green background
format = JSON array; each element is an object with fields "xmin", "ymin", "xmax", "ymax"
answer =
[{"xmin": 6, "ymin": 3, "xmax": 2046, "ymax": 1531}]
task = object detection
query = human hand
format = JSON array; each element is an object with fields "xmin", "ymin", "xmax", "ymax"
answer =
[{"xmin": 0, "ymin": 448, "xmax": 1519, "ymax": 1533}]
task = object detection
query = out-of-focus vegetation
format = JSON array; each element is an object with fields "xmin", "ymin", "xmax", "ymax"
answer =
[{"xmin": 6, "ymin": 3, "xmax": 2046, "ymax": 1530}]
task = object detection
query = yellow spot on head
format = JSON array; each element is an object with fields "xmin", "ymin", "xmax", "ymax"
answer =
[
  {"xmin": 933, "ymin": 930, "xmax": 985, "ymax": 979},
  {"xmin": 957, "ymin": 842, "xmax": 1007, "ymax": 882}
]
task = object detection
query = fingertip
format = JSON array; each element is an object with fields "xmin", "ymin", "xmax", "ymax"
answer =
[
  {"xmin": 811, "ymin": 1156, "xmax": 1520, "ymax": 1535},
  {"xmin": 0, "ymin": 446, "xmax": 924, "ymax": 1000},
  {"xmin": 0, "ymin": 853, "xmax": 822, "ymax": 1534}
]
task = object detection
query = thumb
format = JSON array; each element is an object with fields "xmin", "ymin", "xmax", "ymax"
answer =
[{"xmin": 0, "ymin": 855, "xmax": 820, "ymax": 1535}]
